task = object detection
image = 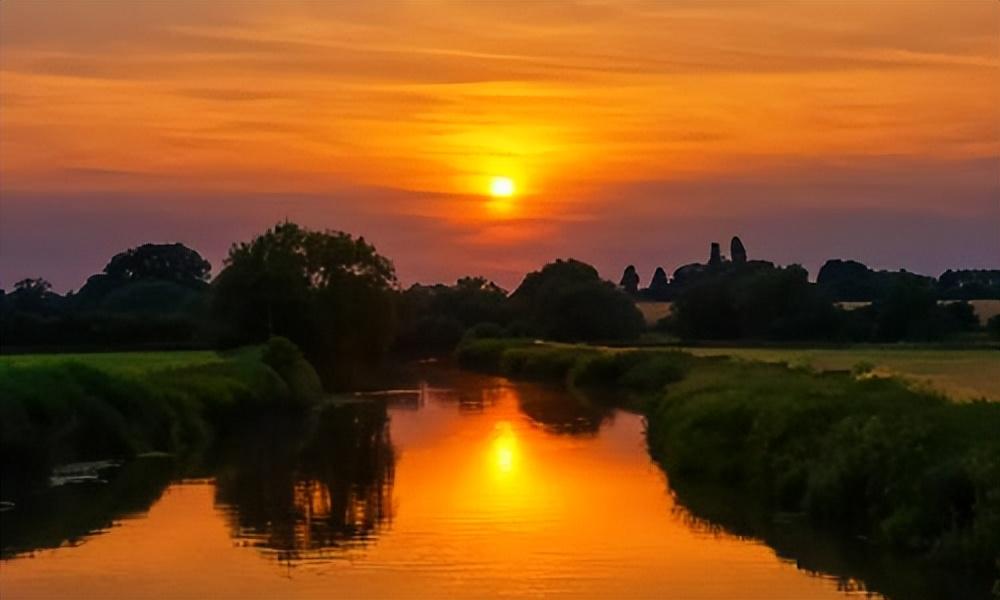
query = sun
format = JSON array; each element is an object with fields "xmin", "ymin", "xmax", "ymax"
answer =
[{"xmin": 489, "ymin": 176, "xmax": 516, "ymax": 198}]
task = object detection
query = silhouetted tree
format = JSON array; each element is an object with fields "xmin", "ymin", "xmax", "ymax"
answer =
[
  {"xmin": 395, "ymin": 276, "xmax": 510, "ymax": 354},
  {"xmin": 938, "ymin": 269, "xmax": 1000, "ymax": 300},
  {"xmin": 619, "ymin": 265, "xmax": 640, "ymax": 295},
  {"xmin": 987, "ymin": 315, "xmax": 1000, "ymax": 340},
  {"xmin": 5, "ymin": 278, "xmax": 63, "ymax": 316},
  {"xmin": 211, "ymin": 222, "xmax": 397, "ymax": 387},
  {"xmin": 708, "ymin": 242, "xmax": 723, "ymax": 266},
  {"xmin": 817, "ymin": 259, "xmax": 878, "ymax": 301},
  {"xmin": 510, "ymin": 259, "xmax": 644, "ymax": 342},
  {"xmin": 668, "ymin": 264, "xmax": 840, "ymax": 340},
  {"xmin": 103, "ymin": 243, "xmax": 210, "ymax": 285},
  {"xmin": 730, "ymin": 236, "xmax": 747, "ymax": 264},
  {"xmin": 74, "ymin": 243, "xmax": 211, "ymax": 313}
]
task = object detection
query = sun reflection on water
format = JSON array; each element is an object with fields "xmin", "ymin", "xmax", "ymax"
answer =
[{"xmin": 490, "ymin": 421, "xmax": 519, "ymax": 475}]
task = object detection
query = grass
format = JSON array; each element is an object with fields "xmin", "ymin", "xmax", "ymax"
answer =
[
  {"xmin": 683, "ymin": 347, "xmax": 1000, "ymax": 401},
  {"xmin": 0, "ymin": 350, "xmax": 223, "ymax": 376},
  {"xmin": 0, "ymin": 340, "xmax": 322, "ymax": 497},
  {"xmin": 455, "ymin": 337, "xmax": 1000, "ymax": 574}
]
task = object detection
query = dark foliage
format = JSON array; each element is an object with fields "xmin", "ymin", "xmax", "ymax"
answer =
[
  {"xmin": 988, "ymin": 315, "xmax": 1000, "ymax": 340},
  {"xmin": 938, "ymin": 269, "xmax": 1000, "ymax": 300},
  {"xmin": 211, "ymin": 222, "xmax": 397, "ymax": 387},
  {"xmin": 619, "ymin": 265, "xmax": 640, "ymax": 294},
  {"xmin": 395, "ymin": 276, "xmax": 510, "ymax": 354},
  {"xmin": 668, "ymin": 263, "xmax": 841, "ymax": 340},
  {"xmin": 509, "ymin": 259, "xmax": 644, "ymax": 342}
]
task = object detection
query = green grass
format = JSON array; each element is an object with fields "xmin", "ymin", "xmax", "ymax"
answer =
[
  {"xmin": 0, "ymin": 340, "xmax": 322, "ymax": 497},
  {"xmin": 684, "ymin": 347, "xmax": 1000, "ymax": 401},
  {"xmin": 0, "ymin": 350, "xmax": 223, "ymax": 376}
]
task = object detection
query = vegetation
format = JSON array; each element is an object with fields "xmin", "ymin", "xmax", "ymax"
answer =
[
  {"xmin": 455, "ymin": 338, "xmax": 1000, "ymax": 574},
  {"xmin": 0, "ymin": 338, "xmax": 321, "ymax": 497},
  {"xmin": 211, "ymin": 222, "xmax": 398, "ymax": 387},
  {"xmin": 685, "ymin": 346, "xmax": 1000, "ymax": 402},
  {"xmin": 395, "ymin": 276, "xmax": 511, "ymax": 354},
  {"xmin": 509, "ymin": 259, "xmax": 645, "ymax": 342},
  {"xmin": 1, "ymin": 243, "xmax": 211, "ymax": 349}
]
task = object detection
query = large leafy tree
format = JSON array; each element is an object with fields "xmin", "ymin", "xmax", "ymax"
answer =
[
  {"xmin": 74, "ymin": 243, "xmax": 212, "ymax": 312},
  {"xmin": 211, "ymin": 222, "xmax": 397, "ymax": 386},
  {"xmin": 103, "ymin": 243, "xmax": 210, "ymax": 286},
  {"xmin": 510, "ymin": 259, "xmax": 644, "ymax": 342}
]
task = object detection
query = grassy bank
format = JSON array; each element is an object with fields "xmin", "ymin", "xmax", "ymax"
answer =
[
  {"xmin": 684, "ymin": 346, "xmax": 1000, "ymax": 402},
  {"xmin": 0, "ymin": 338, "xmax": 322, "ymax": 496},
  {"xmin": 456, "ymin": 338, "xmax": 1000, "ymax": 574}
]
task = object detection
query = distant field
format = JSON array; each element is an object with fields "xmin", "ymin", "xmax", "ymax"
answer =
[
  {"xmin": 685, "ymin": 347, "xmax": 1000, "ymax": 402},
  {"xmin": 638, "ymin": 300, "xmax": 1000, "ymax": 326},
  {"xmin": 636, "ymin": 302, "xmax": 671, "ymax": 324},
  {"xmin": 836, "ymin": 299, "xmax": 1000, "ymax": 324},
  {"xmin": 969, "ymin": 299, "xmax": 1000, "ymax": 323},
  {"xmin": 0, "ymin": 351, "xmax": 223, "ymax": 376}
]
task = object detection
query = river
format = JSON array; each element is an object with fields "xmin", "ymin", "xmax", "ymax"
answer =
[{"xmin": 0, "ymin": 366, "xmax": 933, "ymax": 599}]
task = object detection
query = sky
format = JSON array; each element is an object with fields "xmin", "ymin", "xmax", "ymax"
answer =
[{"xmin": 1, "ymin": 0, "xmax": 998, "ymax": 292}]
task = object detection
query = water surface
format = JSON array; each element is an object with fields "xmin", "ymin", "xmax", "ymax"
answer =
[{"xmin": 2, "ymin": 368, "xmax": 882, "ymax": 599}]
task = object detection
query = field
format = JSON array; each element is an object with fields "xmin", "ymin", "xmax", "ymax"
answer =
[
  {"xmin": 635, "ymin": 301, "xmax": 671, "ymax": 325},
  {"xmin": 636, "ymin": 299, "xmax": 1000, "ymax": 327},
  {"xmin": 0, "ymin": 351, "xmax": 223, "ymax": 376},
  {"xmin": 684, "ymin": 347, "xmax": 1000, "ymax": 401}
]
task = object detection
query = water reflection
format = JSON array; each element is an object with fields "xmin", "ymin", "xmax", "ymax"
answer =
[
  {"xmin": 215, "ymin": 402, "xmax": 395, "ymax": 562},
  {"xmin": 0, "ymin": 456, "xmax": 174, "ymax": 558},
  {"xmin": 1, "ymin": 366, "xmax": 982, "ymax": 600}
]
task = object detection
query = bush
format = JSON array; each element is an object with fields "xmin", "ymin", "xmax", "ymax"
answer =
[
  {"xmin": 498, "ymin": 346, "xmax": 596, "ymax": 381},
  {"xmin": 568, "ymin": 351, "xmax": 691, "ymax": 392},
  {"xmin": 987, "ymin": 315, "xmax": 1000, "ymax": 340}
]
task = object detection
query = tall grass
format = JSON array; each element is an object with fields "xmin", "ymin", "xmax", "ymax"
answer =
[{"xmin": 0, "ymin": 338, "xmax": 322, "ymax": 496}]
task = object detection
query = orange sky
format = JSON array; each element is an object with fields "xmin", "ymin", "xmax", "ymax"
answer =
[{"xmin": 1, "ymin": 1, "xmax": 998, "ymax": 290}]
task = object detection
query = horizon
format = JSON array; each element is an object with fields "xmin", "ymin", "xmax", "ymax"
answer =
[{"xmin": 1, "ymin": 1, "xmax": 998, "ymax": 292}]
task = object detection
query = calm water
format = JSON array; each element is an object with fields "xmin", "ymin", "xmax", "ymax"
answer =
[{"xmin": 1, "ymin": 367, "xmax": 893, "ymax": 599}]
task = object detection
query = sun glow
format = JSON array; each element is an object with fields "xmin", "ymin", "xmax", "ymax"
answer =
[
  {"xmin": 490, "ymin": 421, "xmax": 519, "ymax": 475},
  {"xmin": 489, "ymin": 176, "xmax": 516, "ymax": 198}
]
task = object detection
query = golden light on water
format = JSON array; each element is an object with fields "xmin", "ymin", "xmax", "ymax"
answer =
[{"xmin": 490, "ymin": 421, "xmax": 519, "ymax": 475}]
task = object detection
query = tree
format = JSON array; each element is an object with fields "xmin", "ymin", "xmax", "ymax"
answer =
[
  {"xmin": 645, "ymin": 267, "xmax": 670, "ymax": 300},
  {"xmin": 817, "ymin": 259, "xmax": 877, "ymax": 301},
  {"xmin": 730, "ymin": 236, "xmax": 747, "ymax": 264},
  {"xmin": 987, "ymin": 315, "xmax": 1000, "ymax": 340},
  {"xmin": 619, "ymin": 265, "xmax": 640, "ymax": 295},
  {"xmin": 395, "ymin": 276, "xmax": 510, "ymax": 354},
  {"xmin": 74, "ymin": 243, "xmax": 212, "ymax": 311},
  {"xmin": 668, "ymin": 264, "xmax": 839, "ymax": 340},
  {"xmin": 104, "ymin": 243, "xmax": 210, "ymax": 286},
  {"xmin": 6, "ymin": 278, "xmax": 62, "ymax": 315},
  {"xmin": 211, "ymin": 222, "xmax": 397, "ymax": 386},
  {"xmin": 510, "ymin": 259, "xmax": 644, "ymax": 342}
]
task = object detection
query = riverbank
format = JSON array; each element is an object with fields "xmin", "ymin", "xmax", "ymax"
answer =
[
  {"xmin": 0, "ymin": 337, "xmax": 323, "ymax": 497},
  {"xmin": 455, "ymin": 338, "xmax": 1000, "ymax": 578}
]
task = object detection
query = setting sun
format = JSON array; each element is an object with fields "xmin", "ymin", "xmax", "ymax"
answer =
[{"xmin": 489, "ymin": 177, "xmax": 516, "ymax": 198}]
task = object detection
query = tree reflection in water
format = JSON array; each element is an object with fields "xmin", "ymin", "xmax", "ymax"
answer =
[
  {"xmin": 514, "ymin": 386, "xmax": 614, "ymax": 435},
  {"xmin": 214, "ymin": 401, "xmax": 395, "ymax": 563}
]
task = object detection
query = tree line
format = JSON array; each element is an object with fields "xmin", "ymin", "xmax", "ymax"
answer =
[
  {"xmin": 3, "ymin": 223, "xmax": 997, "ymax": 387},
  {"xmin": 0, "ymin": 222, "xmax": 642, "ymax": 386}
]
